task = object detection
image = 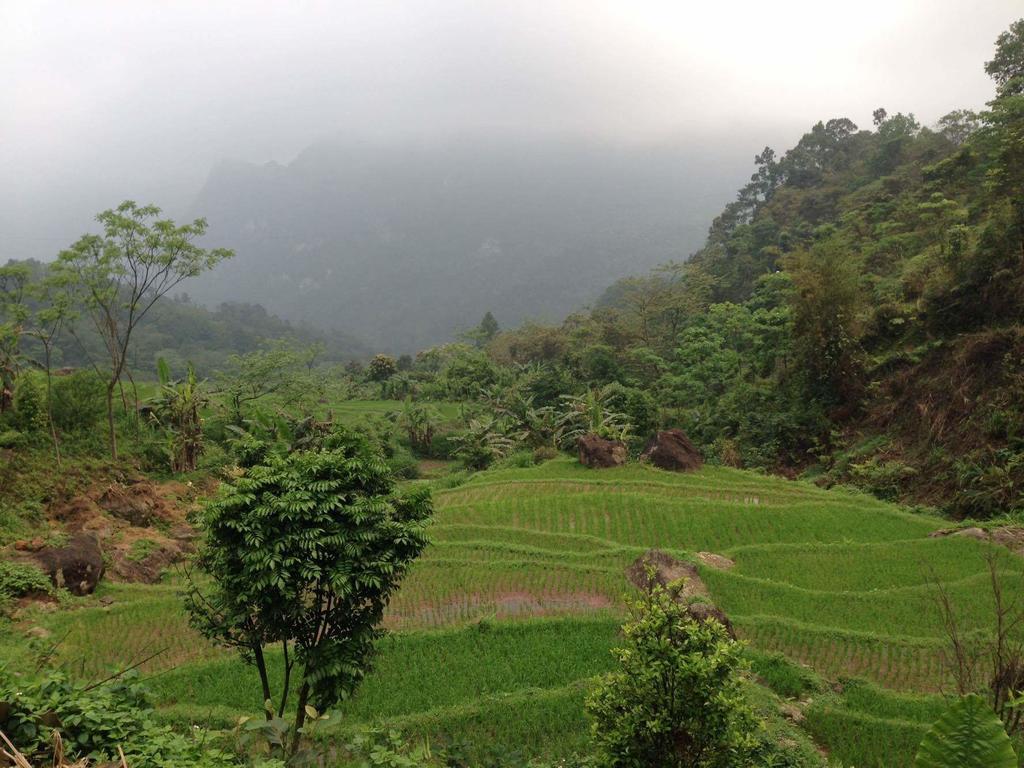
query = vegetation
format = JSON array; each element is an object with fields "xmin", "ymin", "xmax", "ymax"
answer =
[
  {"xmin": 184, "ymin": 429, "xmax": 433, "ymax": 758},
  {"xmin": 3, "ymin": 17, "xmax": 1024, "ymax": 768},
  {"xmin": 587, "ymin": 580, "xmax": 759, "ymax": 768}
]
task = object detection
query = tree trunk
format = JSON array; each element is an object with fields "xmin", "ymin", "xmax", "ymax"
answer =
[
  {"xmin": 44, "ymin": 346, "xmax": 61, "ymax": 468},
  {"xmin": 289, "ymin": 681, "xmax": 311, "ymax": 757},
  {"xmin": 253, "ymin": 644, "xmax": 274, "ymax": 722},
  {"xmin": 106, "ymin": 382, "xmax": 118, "ymax": 460}
]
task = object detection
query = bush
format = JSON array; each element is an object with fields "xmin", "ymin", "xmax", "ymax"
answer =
[
  {"xmin": 12, "ymin": 375, "xmax": 46, "ymax": 433},
  {"xmin": 0, "ymin": 560, "xmax": 52, "ymax": 599},
  {"xmin": 850, "ymin": 456, "xmax": 918, "ymax": 501},
  {"xmin": 388, "ymin": 445, "xmax": 422, "ymax": 479},
  {"xmin": 587, "ymin": 581, "xmax": 760, "ymax": 768},
  {"xmin": 50, "ymin": 371, "xmax": 106, "ymax": 433},
  {"xmin": 492, "ymin": 450, "xmax": 537, "ymax": 469},
  {"xmin": 0, "ymin": 668, "xmax": 238, "ymax": 767}
]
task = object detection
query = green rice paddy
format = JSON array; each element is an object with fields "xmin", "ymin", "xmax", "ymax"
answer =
[{"xmin": 11, "ymin": 454, "xmax": 1022, "ymax": 766}]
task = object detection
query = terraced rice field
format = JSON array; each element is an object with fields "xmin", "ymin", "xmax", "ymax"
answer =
[{"xmin": 12, "ymin": 457, "xmax": 1024, "ymax": 766}]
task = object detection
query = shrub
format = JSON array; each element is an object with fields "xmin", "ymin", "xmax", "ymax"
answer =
[
  {"xmin": 0, "ymin": 668, "xmax": 237, "ymax": 767},
  {"xmin": 850, "ymin": 456, "xmax": 918, "ymax": 501},
  {"xmin": 388, "ymin": 445, "xmax": 422, "ymax": 479},
  {"xmin": 0, "ymin": 560, "xmax": 51, "ymax": 599},
  {"xmin": 49, "ymin": 371, "xmax": 106, "ymax": 433},
  {"xmin": 12, "ymin": 375, "xmax": 46, "ymax": 433},
  {"xmin": 587, "ymin": 580, "xmax": 760, "ymax": 768}
]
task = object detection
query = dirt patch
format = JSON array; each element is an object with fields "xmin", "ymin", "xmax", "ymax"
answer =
[
  {"xmin": 106, "ymin": 527, "xmax": 189, "ymax": 584},
  {"xmin": 38, "ymin": 477, "xmax": 199, "ymax": 585},
  {"xmin": 696, "ymin": 551, "xmax": 735, "ymax": 570},
  {"xmin": 929, "ymin": 525, "xmax": 1024, "ymax": 555},
  {"xmin": 392, "ymin": 590, "xmax": 616, "ymax": 627}
]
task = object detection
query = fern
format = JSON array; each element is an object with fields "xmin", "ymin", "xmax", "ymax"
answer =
[{"xmin": 914, "ymin": 694, "xmax": 1017, "ymax": 768}]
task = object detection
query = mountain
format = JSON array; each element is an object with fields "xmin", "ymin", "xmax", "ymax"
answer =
[{"xmin": 185, "ymin": 136, "xmax": 753, "ymax": 352}]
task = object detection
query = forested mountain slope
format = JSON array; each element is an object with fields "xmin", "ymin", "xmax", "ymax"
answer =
[{"xmin": 492, "ymin": 20, "xmax": 1024, "ymax": 516}]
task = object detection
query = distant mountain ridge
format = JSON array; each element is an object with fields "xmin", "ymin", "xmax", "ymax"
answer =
[{"xmin": 186, "ymin": 137, "xmax": 751, "ymax": 352}]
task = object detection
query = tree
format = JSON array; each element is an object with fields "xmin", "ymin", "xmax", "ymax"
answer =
[
  {"xmin": 368, "ymin": 354, "xmax": 398, "ymax": 382},
  {"xmin": 185, "ymin": 430, "xmax": 432, "ymax": 758},
  {"xmin": 25, "ymin": 277, "xmax": 74, "ymax": 465},
  {"xmin": 461, "ymin": 311, "xmax": 500, "ymax": 348},
  {"xmin": 985, "ymin": 18, "xmax": 1024, "ymax": 98},
  {"xmin": 53, "ymin": 202, "xmax": 233, "ymax": 459},
  {"xmin": 0, "ymin": 262, "xmax": 30, "ymax": 413},
  {"xmin": 937, "ymin": 109, "xmax": 981, "ymax": 146},
  {"xmin": 783, "ymin": 237, "xmax": 864, "ymax": 406},
  {"xmin": 586, "ymin": 579, "xmax": 759, "ymax": 768},
  {"xmin": 216, "ymin": 342, "xmax": 318, "ymax": 424}
]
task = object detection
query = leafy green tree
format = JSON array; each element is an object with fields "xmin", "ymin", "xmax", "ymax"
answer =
[
  {"xmin": 26, "ymin": 277, "xmax": 74, "ymax": 465},
  {"xmin": 587, "ymin": 580, "xmax": 760, "ymax": 768},
  {"xmin": 185, "ymin": 430, "xmax": 432, "ymax": 758},
  {"xmin": 396, "ymin": 398, "xmax": 441, "ymax": 453},
  {"xmin": 452, "ymin": 417, "xmax": 516, "ymax": 469},
  {"xmin": 216, "ymin": 342, "xmax": 318, "ymax": 424},
  {"xmin": 783, "ymin": 237, "xmax": 864, "ymax": 405},
  {"xmin": 53, "ymin": 201, "xmax": 233, "ymax": 459},
  {"xmin": 462, "ymin": 311, "xmax": 500, "ymax": 348},
  {"xmin": 0, "ymin": 262, "xmax": 30, "ymax": 414},
  {"xmin": 986, "ymin": 18, "xmax": 1024, "ymax": 98},
  {"xmin": 914, "ymin": 694, "xmax": 1017, "ymax": 768},
  {"xmin": 556, "ymin": 387, "xmax": 632, "ymax": 448},
  {"xmin": 368, "ymin": 354, "xmax": 398, "ymax": 382}
]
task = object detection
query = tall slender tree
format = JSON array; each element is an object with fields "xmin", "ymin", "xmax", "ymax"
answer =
[{"xmin": 53, "ymin": 202, "xmax": 232, "ymax": 459}]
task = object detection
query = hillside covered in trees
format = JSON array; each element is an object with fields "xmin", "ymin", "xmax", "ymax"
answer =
[{"xmin": 475, "ymin": 20, "xmax": 1024, "ymax": 516}]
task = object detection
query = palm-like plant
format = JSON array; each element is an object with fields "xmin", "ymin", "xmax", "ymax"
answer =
[
  {"xmin": 555, "ymin": 386, "xmax": 632, "ymax": 449},
  {"xmin": 396, "ymin": 398, "xmax": 441, "ymax": 452},
  {"xmin": 151, "ymin": 358, "xmax": 208, "ymax": 472},
  {"xmin": 482, "ymin": 384, "xmax": 557, "ymax": 448},
  {"xmin": 452, "ymin": 418, "xmax": 516, "ymax": 469}
]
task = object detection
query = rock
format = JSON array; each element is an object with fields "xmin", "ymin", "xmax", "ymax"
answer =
[
  {"xmin": 26, "ymin": 626, "xmax": 51, "ymax": 640},
  {"xmin": 625, "ymin": 549, "xmax": 704, "ymax": 595},
  {"xmin": 32, "ymin": 533, "xmax": 105, "ymax": 596},
  {"xmin": 625, "ymin": 549, "xmax": 735, "ymax": 637},
  {"xmin": 577, "ymin": 434, "xmax": 627, "ymax": 468},
  {"xmin": 13, "ymin": 538, "xmax": 45, "ymax": 552},
  {"xmin": 685, "ymin": 601, "xmax": 737, "ymax": 639},
  {"xmin": 778, "ymin": 702, "xmax": 805, "ymax": 724},
  {"xmin": 99, "ymin": 596, "xmax": 114, "ymax": 606},
  {"xmin": 641, "ymin": 429, "xmax": 703, "ymax": 472},
  {"xmin": 696, "ymin": 551, "xmax": 735, "ymax": 570},
  {"xmin": 952, "ymin": 526, "xmax": 988, "ymax": 540}
]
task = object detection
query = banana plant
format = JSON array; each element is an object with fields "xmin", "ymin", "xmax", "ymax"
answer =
[{"xmin": 151, "ymin": 358, "xmax": 208, "ymax": 473}]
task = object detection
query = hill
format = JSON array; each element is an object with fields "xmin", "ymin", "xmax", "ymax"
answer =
[
  {"xmin": 485, "ymin": 20, "xmax": 1024, "ymax": 516},
  {"xmin": 184, "ymin": 137, "xmax": 752, "ymax": 352},
  {"xmin": 6, "ymin": 453, "xmax": 1019, "ymax": 766}
]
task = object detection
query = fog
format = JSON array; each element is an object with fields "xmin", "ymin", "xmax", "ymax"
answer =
[{"xmin": 2, "ymin": 0, "xmax": 1019, "ymax": 261}]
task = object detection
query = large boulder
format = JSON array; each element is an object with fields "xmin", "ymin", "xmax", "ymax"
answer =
[
  {"xmin": 578, "ymin": 434, "xmax": 627, "ymax": 468},
  {"xmin": 641, "ymin": 429, "xmax": 703, "ymax": 472},
  {"xmin": 625, "ymin": 549, "xmax": 735, "ymax": 638},
  {"xmin": 32, "ymin": 533, "xmax": 105, "ymax": 596}
]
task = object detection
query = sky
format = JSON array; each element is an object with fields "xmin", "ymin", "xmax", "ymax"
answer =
[{"xmin": 2, "ymin": 0, "xmax": 1021, "ymax": 260}]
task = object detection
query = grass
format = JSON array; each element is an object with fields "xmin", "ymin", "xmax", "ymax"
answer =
[{"xmin": 10, "ymin": 453, "xmax": 1024, "ymax": 765}]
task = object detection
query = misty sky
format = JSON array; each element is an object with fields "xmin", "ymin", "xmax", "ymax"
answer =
[{"xmin": 2, "ymin": 0, "xmax": 1020, "ymax": 260}]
